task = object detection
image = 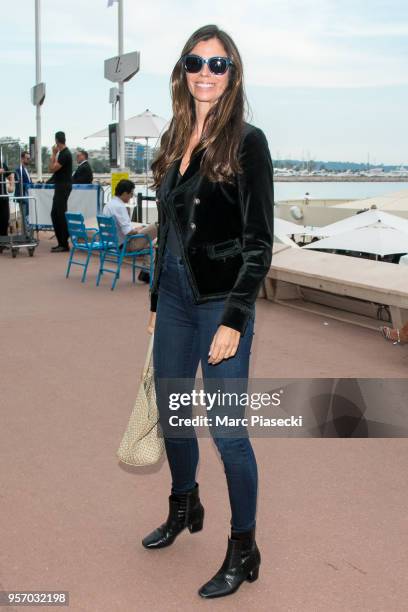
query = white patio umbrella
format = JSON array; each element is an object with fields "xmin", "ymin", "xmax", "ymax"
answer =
[
  {"xmin": 302, "ymin": 224, "xmax": 408, "ymax": 257},
  {"xmin": 318, "ymin": 209, "xmax": 408, "ymax": 237},
  {"xmin": 86, "ymin": 109, "xmax": 169, "ymax": 196},
  {"xmin": 87, "ymin": 108, "xmax": 168, "ymax": 139}
]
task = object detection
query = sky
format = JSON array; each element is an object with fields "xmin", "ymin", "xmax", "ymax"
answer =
[{"xmin": 1, "ymin": 0, "xmax": 408, "ymax": 164}]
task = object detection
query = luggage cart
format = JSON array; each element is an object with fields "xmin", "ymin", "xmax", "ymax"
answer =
[{"xmin": 0, "ymin": 195, "xmax": 39, "ymax": 258}]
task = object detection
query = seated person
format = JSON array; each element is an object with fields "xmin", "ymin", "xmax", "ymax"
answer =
[{"xmin": 102, "ymin": 179, "xmax": 157, "ymax": 282}]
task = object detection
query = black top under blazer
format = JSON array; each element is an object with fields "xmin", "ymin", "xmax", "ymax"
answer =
[{"xmin": 150, "ymin": 121, "xmax": 275, "ymax": 336}]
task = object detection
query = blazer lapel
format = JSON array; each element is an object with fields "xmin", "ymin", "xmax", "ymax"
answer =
[
  {"xmin": 176, "ymin": 148, "xmax": 205, "ymax": 186},
  {"xmin": 160, "ymin": 158, "xmax": 180, "ymax": 199},
  {"xmin": 160, "ymin": 148, "xmax": 205, "ymax": 200}
]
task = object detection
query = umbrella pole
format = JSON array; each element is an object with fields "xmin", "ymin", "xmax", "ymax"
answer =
[{"xmin": 145, "ymin": 137, "xmax": 148, "ymax": 222}]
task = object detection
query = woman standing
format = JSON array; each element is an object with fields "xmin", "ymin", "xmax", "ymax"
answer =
[{"xmin": 144, "ymin": 24, "xmax": 274, "ymax": 599}]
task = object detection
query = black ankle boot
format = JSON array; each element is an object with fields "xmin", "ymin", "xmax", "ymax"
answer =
[
  {"xmin": 198, "ymin": 526, "xmax": 261, "ymax": 598},
  {"xmin": 142, "ymin": 483, "xmax": 204, "ymax": 549}
]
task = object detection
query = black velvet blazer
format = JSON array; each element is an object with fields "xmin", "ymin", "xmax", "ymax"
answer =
[{"xmin": 149, "ymin": 122, "xmax": 274, "ymax": 336}]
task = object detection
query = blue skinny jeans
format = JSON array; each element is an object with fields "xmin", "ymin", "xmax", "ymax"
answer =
[{"xmin": 152, "ymin": 244, "xmax": 258, "ymax": 532}]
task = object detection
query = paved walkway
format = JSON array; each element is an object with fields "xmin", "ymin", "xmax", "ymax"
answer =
[{"xmin": 1, "ymin": 236, "xmax": 407, "ymax": 611}]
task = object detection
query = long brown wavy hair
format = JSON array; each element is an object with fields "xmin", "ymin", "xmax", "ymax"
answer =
[{"xmin": 151, "ymin": 24, "xmax": 249, "ymax": 188}]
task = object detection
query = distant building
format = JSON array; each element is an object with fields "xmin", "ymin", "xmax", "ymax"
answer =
[
  {"xmin": 0, "ymin": 137, "xmax": 26, "ymax": 168},
  {"xmin": 124, "ymin": 141, "xmax": 154, "ymax": 172},
  {"xmin": 88, "ymin": 146, "xmax": 109, "ymax": 161},
  {"xmin": 367, "ymin": 167, "xmax": 384, "ymax": 175}
]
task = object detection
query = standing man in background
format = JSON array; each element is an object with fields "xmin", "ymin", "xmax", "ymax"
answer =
[
  {"xmin": 14, "ymin": 151, "xmax": 32, "ymax": 220},
  {"xmin": 48, "ymin": 131, "xmax": 72, "ymax": 252},
  {"xmin": 72, "ymin": 149, "xmax": 93, "ymax": 184}
]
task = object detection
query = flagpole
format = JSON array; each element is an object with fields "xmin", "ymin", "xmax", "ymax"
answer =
[
  {"xmin": 118, "ymin": 0, "xmax": 125, "ymax": 170},
  {"xmin": 35, "ymin": 0, "xmax": 42, "ymax": 181}
]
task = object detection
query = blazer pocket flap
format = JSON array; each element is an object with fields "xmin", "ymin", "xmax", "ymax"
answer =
[{"xmin": 207, "ymin": 238, "xmax": 242, "ymax": 259}]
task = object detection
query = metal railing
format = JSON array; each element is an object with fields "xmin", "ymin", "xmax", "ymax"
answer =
[{"xmin": 132, "ymin": 192, "xmax": 157, "ymax": 224}]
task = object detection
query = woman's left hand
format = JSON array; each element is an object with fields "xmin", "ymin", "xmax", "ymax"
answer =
[{"xmin": 208, "ymin": 325, "xmax": 240, "ymax": 365}]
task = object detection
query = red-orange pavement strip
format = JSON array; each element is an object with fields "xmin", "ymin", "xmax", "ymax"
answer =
[{"xmin": 1, "ymin": 235, "xmax": 408, "ymax": 611}]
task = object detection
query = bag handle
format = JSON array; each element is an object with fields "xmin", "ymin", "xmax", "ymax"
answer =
[{"xmin": 142, "ymin": 332, "xmax": 154, "ymax": 379}]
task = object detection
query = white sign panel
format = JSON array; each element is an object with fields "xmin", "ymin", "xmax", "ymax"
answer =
[
  {"xmin": 31, "ymin": 82, "xmax": 46, "ymax": 106},
  {"xmin": 104, "ymin": 51, "xmax": 140, "ymax": 83}
]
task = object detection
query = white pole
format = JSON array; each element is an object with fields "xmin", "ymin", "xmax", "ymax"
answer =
[
  {"xmin": 118, "ymin": 0, "xmax": 125, "ymax": 171},
  {"xmin": 35, "ymin": 0, "xmax": 42, "ymax": 181},
  {"xmin": 145, "ymin": 137, "xmax": 148, "ymax": 199}
]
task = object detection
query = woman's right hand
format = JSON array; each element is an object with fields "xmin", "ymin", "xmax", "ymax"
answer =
[{"xmin": 147, "ymin": 311, "xmax": 156, "ymax": 334}]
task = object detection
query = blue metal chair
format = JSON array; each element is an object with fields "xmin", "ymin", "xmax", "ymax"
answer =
[
  {"xmin": 96, "ymin": 214, "xmax": 154, "ymax": 290},
  {"xmin": 65, "ymin": 212, "xmax": 103, "ymax": 282}
]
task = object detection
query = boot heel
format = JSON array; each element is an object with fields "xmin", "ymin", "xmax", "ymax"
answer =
[
  {"xmin": 188, "ymin": 516, "xmax": 204, "ymax": 533},
  {"xmin": 246, "ymin": 565, "xmax": 260, "ymax": 582},
  {"xmin": 188, "ymin": 504, "xmax": 204, "ymax": 533}
]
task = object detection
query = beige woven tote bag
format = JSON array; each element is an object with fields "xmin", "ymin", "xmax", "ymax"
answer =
[{"xmin": 117, "ymin": 332, "xmax": 165, "ymax": 466}]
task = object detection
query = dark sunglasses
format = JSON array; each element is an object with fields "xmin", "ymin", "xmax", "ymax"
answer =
[{"xmin": 182, "ymin": 54, "xmax": 234, "ymax": 75}]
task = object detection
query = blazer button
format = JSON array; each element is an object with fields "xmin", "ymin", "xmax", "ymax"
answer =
[
  {"xmin": 193, "ymin": 197, "xmax": 200, "ymax": 205},
  {"xmin": 190, "ymin": 222, "xmax": 196, "ymax": 230}
]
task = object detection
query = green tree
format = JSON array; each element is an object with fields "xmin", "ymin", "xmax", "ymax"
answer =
[{"xmin": 41, "ymin": 146, "xmax": 50, "ymax": 173}]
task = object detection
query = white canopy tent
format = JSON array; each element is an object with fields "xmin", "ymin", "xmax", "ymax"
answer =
[{"xmin": 302, "ymin": 224, "xmax": 408, "ymax": 257}]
